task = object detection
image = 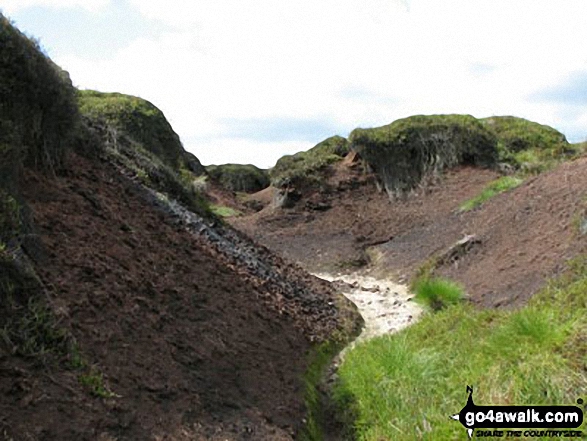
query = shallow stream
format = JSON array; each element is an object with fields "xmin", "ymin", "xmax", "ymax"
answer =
[{"xmin": 314, "ymin": 272, "xmax": 422, "ymax": 346}]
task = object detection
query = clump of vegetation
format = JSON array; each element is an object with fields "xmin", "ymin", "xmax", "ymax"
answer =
[
  {"xmin": 79, "ymin": 369, "xmax": 117, "ymax": 398},
  {"xmin": 481, "ymin": 116, "xmax": 577, "ymax": 174},
  {"xmin": 206, "ymin": 163, "xmax": 270, "ymax": 193},
  {"xmin": 210, "ymin": 205, "xmax": 241, "ymax": 218},
  {"xmin": 0, "ymin": 14, "xmax": 79, "ymax": 175},
  {"xmin": 334, "ymin": 256, "xmax": 587, "ymax": 440},
  {"xmin": 459, "ymin": 176, "xmax": 523, "ymax": 211},
  {"xmin": 78, "ymin": 90, "xmax": 203, "ymax": 174},
  {"xmin": 270, "ymin": 135, "xmax": 350, "ymax": 189},
  {"xmin": 0, "ymin": 250, "xmax": 73, "ymax": 364},
  {"xmin": 482, "ymin": 116, "xmax": 567, "ymax": 154},
  {"xmin": 0, "ymin": 296, "xmax": 70, "ymax": 360},
  {"xmin": 412, "ymin": 277, "xmax": 464, "ymax": 311},
  {"xmin": 0, "ymin": 190, "xmax": 21, "ymax": 245},
  {"xmin": 349, "ymin": 115, "xmax": 499, "ymax": 197},
  {"xmin": 410, "ymin": 255, "xmax": 441, "ymax": 290}
]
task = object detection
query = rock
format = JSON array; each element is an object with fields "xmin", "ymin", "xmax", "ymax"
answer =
[
  {"xmin": 273, "ymin": 186, "xmax": 301, "ymax": 209},
  {"xmin": 437, "ymin": 234, "xmax": 482, "ymax": 267}
]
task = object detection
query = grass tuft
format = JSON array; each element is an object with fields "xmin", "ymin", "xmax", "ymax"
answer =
[
  {"xmin": 459, "ymin": 176, "xmax": 523, "ymax": 212},
  {"xmin": 412, "ymin": 277, "xmax": 464, "ymax": 311},
  {"xmin": 79, "ymin": 369, "xmax": 117, "ymax": 398},
  {"xmin": 210, "ymin": 205, "xmax": 241, "ymax": 218}
]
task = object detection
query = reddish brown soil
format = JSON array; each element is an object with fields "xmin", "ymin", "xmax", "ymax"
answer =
[
  {"xmin": 437, "ymin": 157, "xmax": 587, "ymax": 307},
  {"xmin": 0, "ymin": 153, "xmax": 357, "ymax": 440},
  {"xmin": 234, "ymin": 156, "xmax": 587, "ymax": 308},
  {"xmin": 233, "ymin": 162, "xmax": 501, "ymax": 273}
]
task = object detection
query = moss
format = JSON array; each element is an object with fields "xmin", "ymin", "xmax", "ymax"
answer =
[
  {"xmin": 206, "ymin": 163, "xmax": 269, "ymax": 193},
  {"xmin": 270, "ymin": 135, "xmax": 350, "ymax": 189},
  {"xmin": 349, "ymin": 115, "xmax": 498, "ymax": 197},
  {"xmin": 298, "ymin": 341, "xmax": 344, "ymax": 441}
]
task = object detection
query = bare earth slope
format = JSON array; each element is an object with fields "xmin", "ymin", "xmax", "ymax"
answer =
[
  {"xmin": 233, "ymin": 162, "xmax": 500, "ymax": 273},
  {"xmin": 0, "ymin": 153, "xmax": 359, "ymax": 440},
  {"xmin": 437, "ymin": 156, "xmax": 587, "ymax": 307},
  {"xmin": 234, "ymin": 156, "xmax": 587, "ymax": 308}
]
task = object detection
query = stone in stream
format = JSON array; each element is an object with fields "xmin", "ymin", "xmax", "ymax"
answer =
[{"xmin": 361, "ymin": 285, "xmax": 380, "ymax": 292}]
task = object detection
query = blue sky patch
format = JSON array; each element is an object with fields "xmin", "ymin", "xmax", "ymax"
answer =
[
  {"xmin": 220, "ymin": 117, "xmax": 341, "ymax": 143},
  {"xmin": 8, "ymin": 0, "xmax": 168, "ymax": 59},
  {"xmin": 531, "ymin": 71, "xmax": 587, "ymax": 105}
]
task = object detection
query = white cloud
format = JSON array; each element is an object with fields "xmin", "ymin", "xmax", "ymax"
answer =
[
  {"xmin": 32, "ymin": 0, "xmax": 587, "ymax": 165},
  {"xmin": 183, "ymin": 138, "xmax": 315, "ymax": 169},
  {"xmin": 1, "ymin": 0, "xmax": 110, "ymax": 14}
]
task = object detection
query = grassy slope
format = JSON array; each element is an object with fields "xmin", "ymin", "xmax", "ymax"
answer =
[
  {"xmin": 334, "ymin": 257, "xmax": 587, "ymax": 440},
  {"xmin": 77, "ymin": 90, "xmax": 213, "ymax": 218},
  {"xmin": 77, "ymin": 90, "xmax": 200, "ymax": 171}
]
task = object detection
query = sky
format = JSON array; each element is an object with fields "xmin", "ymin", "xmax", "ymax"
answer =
[{"xmin": 3, "ymin": 0, "xmax": 587, "ymax": 168}]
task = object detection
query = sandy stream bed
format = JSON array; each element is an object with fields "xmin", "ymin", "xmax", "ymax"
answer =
[
  {"xmin": 314, "ymin": 272, "xmax": 423, "ymax": 346},
  {"xmin": 310, "ymin": 272, "xmax": 423, "ymax": 439}
]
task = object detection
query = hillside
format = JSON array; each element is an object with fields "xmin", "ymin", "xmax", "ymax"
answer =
[
  {"xmin": 3, "ymin": 12, "xmax": 587, "ymax": 441},
  {"xmin": 232, "ymin": 117, "xmax": 587, "ymax": 439},
  {"xmin": 0, "ymin": 16, "xmax": 361, "ymax": 440},
  {"xmin": 234, "ymin": 115, "xmax": 586, "ymax": 307}
]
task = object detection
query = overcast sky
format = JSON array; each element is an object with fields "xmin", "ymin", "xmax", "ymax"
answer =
[{"xmin": 3, "ymin": 0, "xmax": 587, "ymax": 168}]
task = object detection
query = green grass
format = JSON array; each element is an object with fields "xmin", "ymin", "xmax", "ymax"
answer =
[
  {"xmin": 460, "ymin": 176, "xmax": 523, "ymax": 212},
  {"xmin": 0, "ymin": 296, "xmax": 70, "ymax": 359},
  {"xmin": 334, "ymin": 256, "xmax": 587, "ymax": 440},
  {"xmin": 412, "ymin": 277, "xmax": 465, "ymax": 311},
  {"xmin": 79, "ymin": 369, "xmax": 117, "ymax": 398},
  {"xmin": 210, "ymin": 205, "xmax": 241, "ymax": 218}
]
